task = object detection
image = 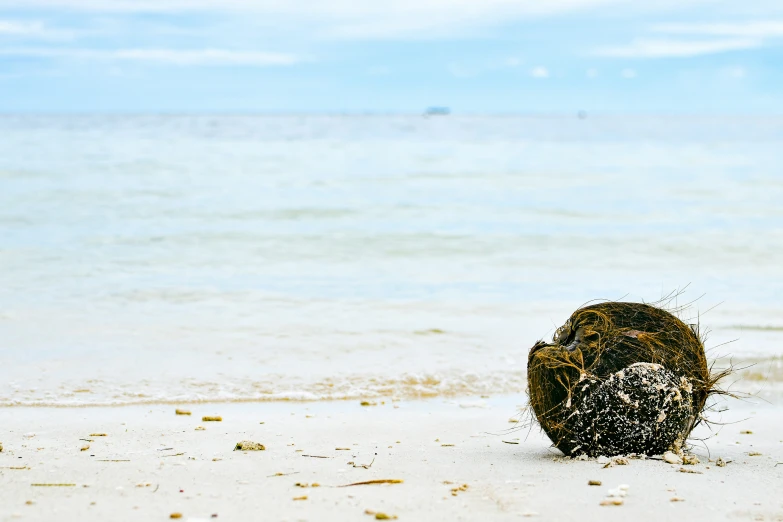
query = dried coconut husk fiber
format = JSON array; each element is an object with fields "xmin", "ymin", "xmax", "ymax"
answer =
[{"xmin": 527, "ymin": 301, "xmax": 728, "ymax": 457}]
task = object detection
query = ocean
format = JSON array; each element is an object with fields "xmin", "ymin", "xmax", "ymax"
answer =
[{"xmin": 1, "ymin": 114, "xmax": 781, "ymax": 406}]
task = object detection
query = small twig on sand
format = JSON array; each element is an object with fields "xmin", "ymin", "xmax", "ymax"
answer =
[
  {"xmin": 268, "ymin": 472, "xmax": 301, "ymax": 477},
  {"xmin": 337, "ymin": 479, "xmax": 403, "ymax": 488},
  {"xmin": 302, "ymin": 455, "xmax": 330, "ymax": 459},
  {"xmin": 349, "ymin": 456, "xmax": 375, "ymax": 469}
]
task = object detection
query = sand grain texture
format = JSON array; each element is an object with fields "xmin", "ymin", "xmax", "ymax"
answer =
[{"xmin": 0, "ymin": 396, "xmax": 781, "ymax": 521}]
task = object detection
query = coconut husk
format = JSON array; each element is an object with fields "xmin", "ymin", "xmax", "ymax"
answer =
[{"xmin": 527, "ymin": 301, "xmax": 727, "ymax": 457}]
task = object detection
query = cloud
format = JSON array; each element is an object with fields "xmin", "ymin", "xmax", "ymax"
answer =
[
  {"xmin": 652, "ymin": 21, "xmax": 783, "ymax": 38},
  {"xmin": 0, "ymin": 20, "xmax": 44, "ymax": 34},
  {"xmin": 530, "ymin": 66, "xmax": 549, "ymax": 78},
  {"xmin": 0, "ymin": 47, "xmax": 299, "ymax": 66},
  {"xmin": 593, "ymin": 37, "xmax": 761, "ymax": 58},
  {"xmin": 0, "ymin": 0, "xmax": 638, "ymax": 40},
  {"xmin": 0, "ymin": 18, "xmax": 77, "ymax": 40},
  {"xmin": 722, "ymin": 66, "xmax": 746, "ymax": 78}
]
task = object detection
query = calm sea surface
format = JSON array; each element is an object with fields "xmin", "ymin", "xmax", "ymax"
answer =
[{"xmin": 1, "ymin": 115, "xmax": 781, "ymax": 406}]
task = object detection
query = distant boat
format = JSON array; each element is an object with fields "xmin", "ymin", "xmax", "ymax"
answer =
[{"xmin": 423, "ymin": 107, "xmax": 450, "ymax": 117}]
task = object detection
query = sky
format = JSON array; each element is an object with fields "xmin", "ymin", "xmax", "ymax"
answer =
[{"xmin": 0, "ymin": 0, "xmax": 782, "ymax": 113}]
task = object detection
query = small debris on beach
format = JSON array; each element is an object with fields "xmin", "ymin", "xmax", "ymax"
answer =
[
  {"xmin": 360, "ymin": 401, "xmax": 377, "ymax": 406},
  {"xmin": 336, "ymin": 447, "xmax": 351, "ymax": 450},
  {"xmin": 600, "ymin": 498, "xmax": 624, "ymax": 506},
  {"xmin": 450, "ymin": 484, "xmax": 469, "ymax": 496},
  {"xmin": 195, "ymin": 426, "xmax": 206, "ymax": 431},
  {"xmin": 0, "ymin": 442, "xmax": 3, "ymax": 452},
  {"xmin": 671, "ymin": 497, "xmax": 685, "ymax": 502},
  {"xmin": 80, "ymin": 445, "xmax": 90, "ymax": 451},
  {"xmin": 295, "ymin": 482, "xmax": 321, "ymax": 488},
  {"xmin": 716, "ymin": 457, "xmax": 727, "ymax": 467},
  {"xmin": 175, "ymin": 409, "xmax": 191, "ymax": 416},
  {"xmin": 234, "ymin": 441, "xmax": 265, "ymax": 451},
  {"xmin": 374, "ymin": 514, "xmax": 397, "ymax": 520},
  {"xmin": 89, "ymin": 433, "xmax": 107, "ymax": 437},
  {"xmin": 748, "ymin": 452, "xmax": 762, "ymax": 456},
  {"xmin": 588, "ymin": 480, "xmax": 602, "ymax": 486},
  {"xmin": 740, "ymin": 430, "xmax": 753, "ymax": 434},
  {"xmin": 338, "ymin": 479, "xmax": 403, "ymax": 487},
  {"xmin": 349, "ymin": 456, "xmax": 376, "ymax": 469},
  {"xmin": 682, "ymin": 454, "xmax": 700, "ymax": 465},
  {"xmin": 170, "ymin": 513, "xmax": 182, "ymax": 519},
  {"xmin": 663, "ymin": 451, "xmax": 683, "ymax": 465},
  {"xmin": 202, "ymin": 416, "xmax": 222, "ymax": 422},
  {"xmin": 678, "ymin": 467, "xmax": 703, "ymax": 474},
  {"xmin": 502, "ymin": 441, "xmax": 520, "ymax": 444},
  {"xmin": 292, "ymin": 495, "xmax": 308, "ymax": 501},
  {"xmin": 31, "ymin": 483, "xmax": 76, "ymax": 487},
  {"xmin": 441, "ymin": 444, "xmax": 455, "ymax": 447}
]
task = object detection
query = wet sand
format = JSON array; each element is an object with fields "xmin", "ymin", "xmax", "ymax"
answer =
[{"xmin": 1, "ymin": 395, "xmax": 781, "ymax": 521}]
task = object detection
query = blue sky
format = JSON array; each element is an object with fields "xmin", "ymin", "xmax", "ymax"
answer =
[{"xmin": 0, "ymin": 0, "xmax": 782, "ymax": 113}]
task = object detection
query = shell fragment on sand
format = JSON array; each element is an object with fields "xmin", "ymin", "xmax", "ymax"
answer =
[{"xmin": 663, "ymin": 451, "xmax": 683, "ymax": 465}]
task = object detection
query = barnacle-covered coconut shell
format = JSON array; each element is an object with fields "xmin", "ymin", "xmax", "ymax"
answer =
[{"xmin": 527, "ymin": 302, "xmax": 713, "ymax": 457}]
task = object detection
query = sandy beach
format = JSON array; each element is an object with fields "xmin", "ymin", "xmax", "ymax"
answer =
[{"xmin": 2, "ymin": 393, "xmax": 781, "ymax": 522}]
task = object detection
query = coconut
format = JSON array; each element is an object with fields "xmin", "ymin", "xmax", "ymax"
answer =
[{"xmin": 527, "ymin": 301, "xmax": 724, "ymax": 457}]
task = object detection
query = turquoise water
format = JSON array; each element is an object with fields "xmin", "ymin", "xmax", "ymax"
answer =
[{"xmin": 1, "ymin": 115, "xmax": 782, "ymax": 406}]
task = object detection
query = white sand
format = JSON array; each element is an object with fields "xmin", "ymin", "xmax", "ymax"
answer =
[{"xmin": 1, "ymin": 395, "xmax": 781, "ymax": 521}]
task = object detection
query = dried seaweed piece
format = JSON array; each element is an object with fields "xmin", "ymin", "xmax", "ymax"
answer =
[
  {"xmin": 527, "ymin": 301, "xmax": 728, "ymax": 457},
  {"xmin": 234, "ymin": 441, "xmax": 265, "ymax": 451},
  {"xmin": 338, "ymin": 479, "xmax": 403, "ymax": 487},
  {"xmin": 202, "ymin": 416, "xmax": 222, "ymax": 422}
]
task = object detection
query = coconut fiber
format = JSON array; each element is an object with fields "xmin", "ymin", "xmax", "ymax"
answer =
[{"xmin": 527, "ymin": 301, "xmax": 723, "ymax": 457}]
